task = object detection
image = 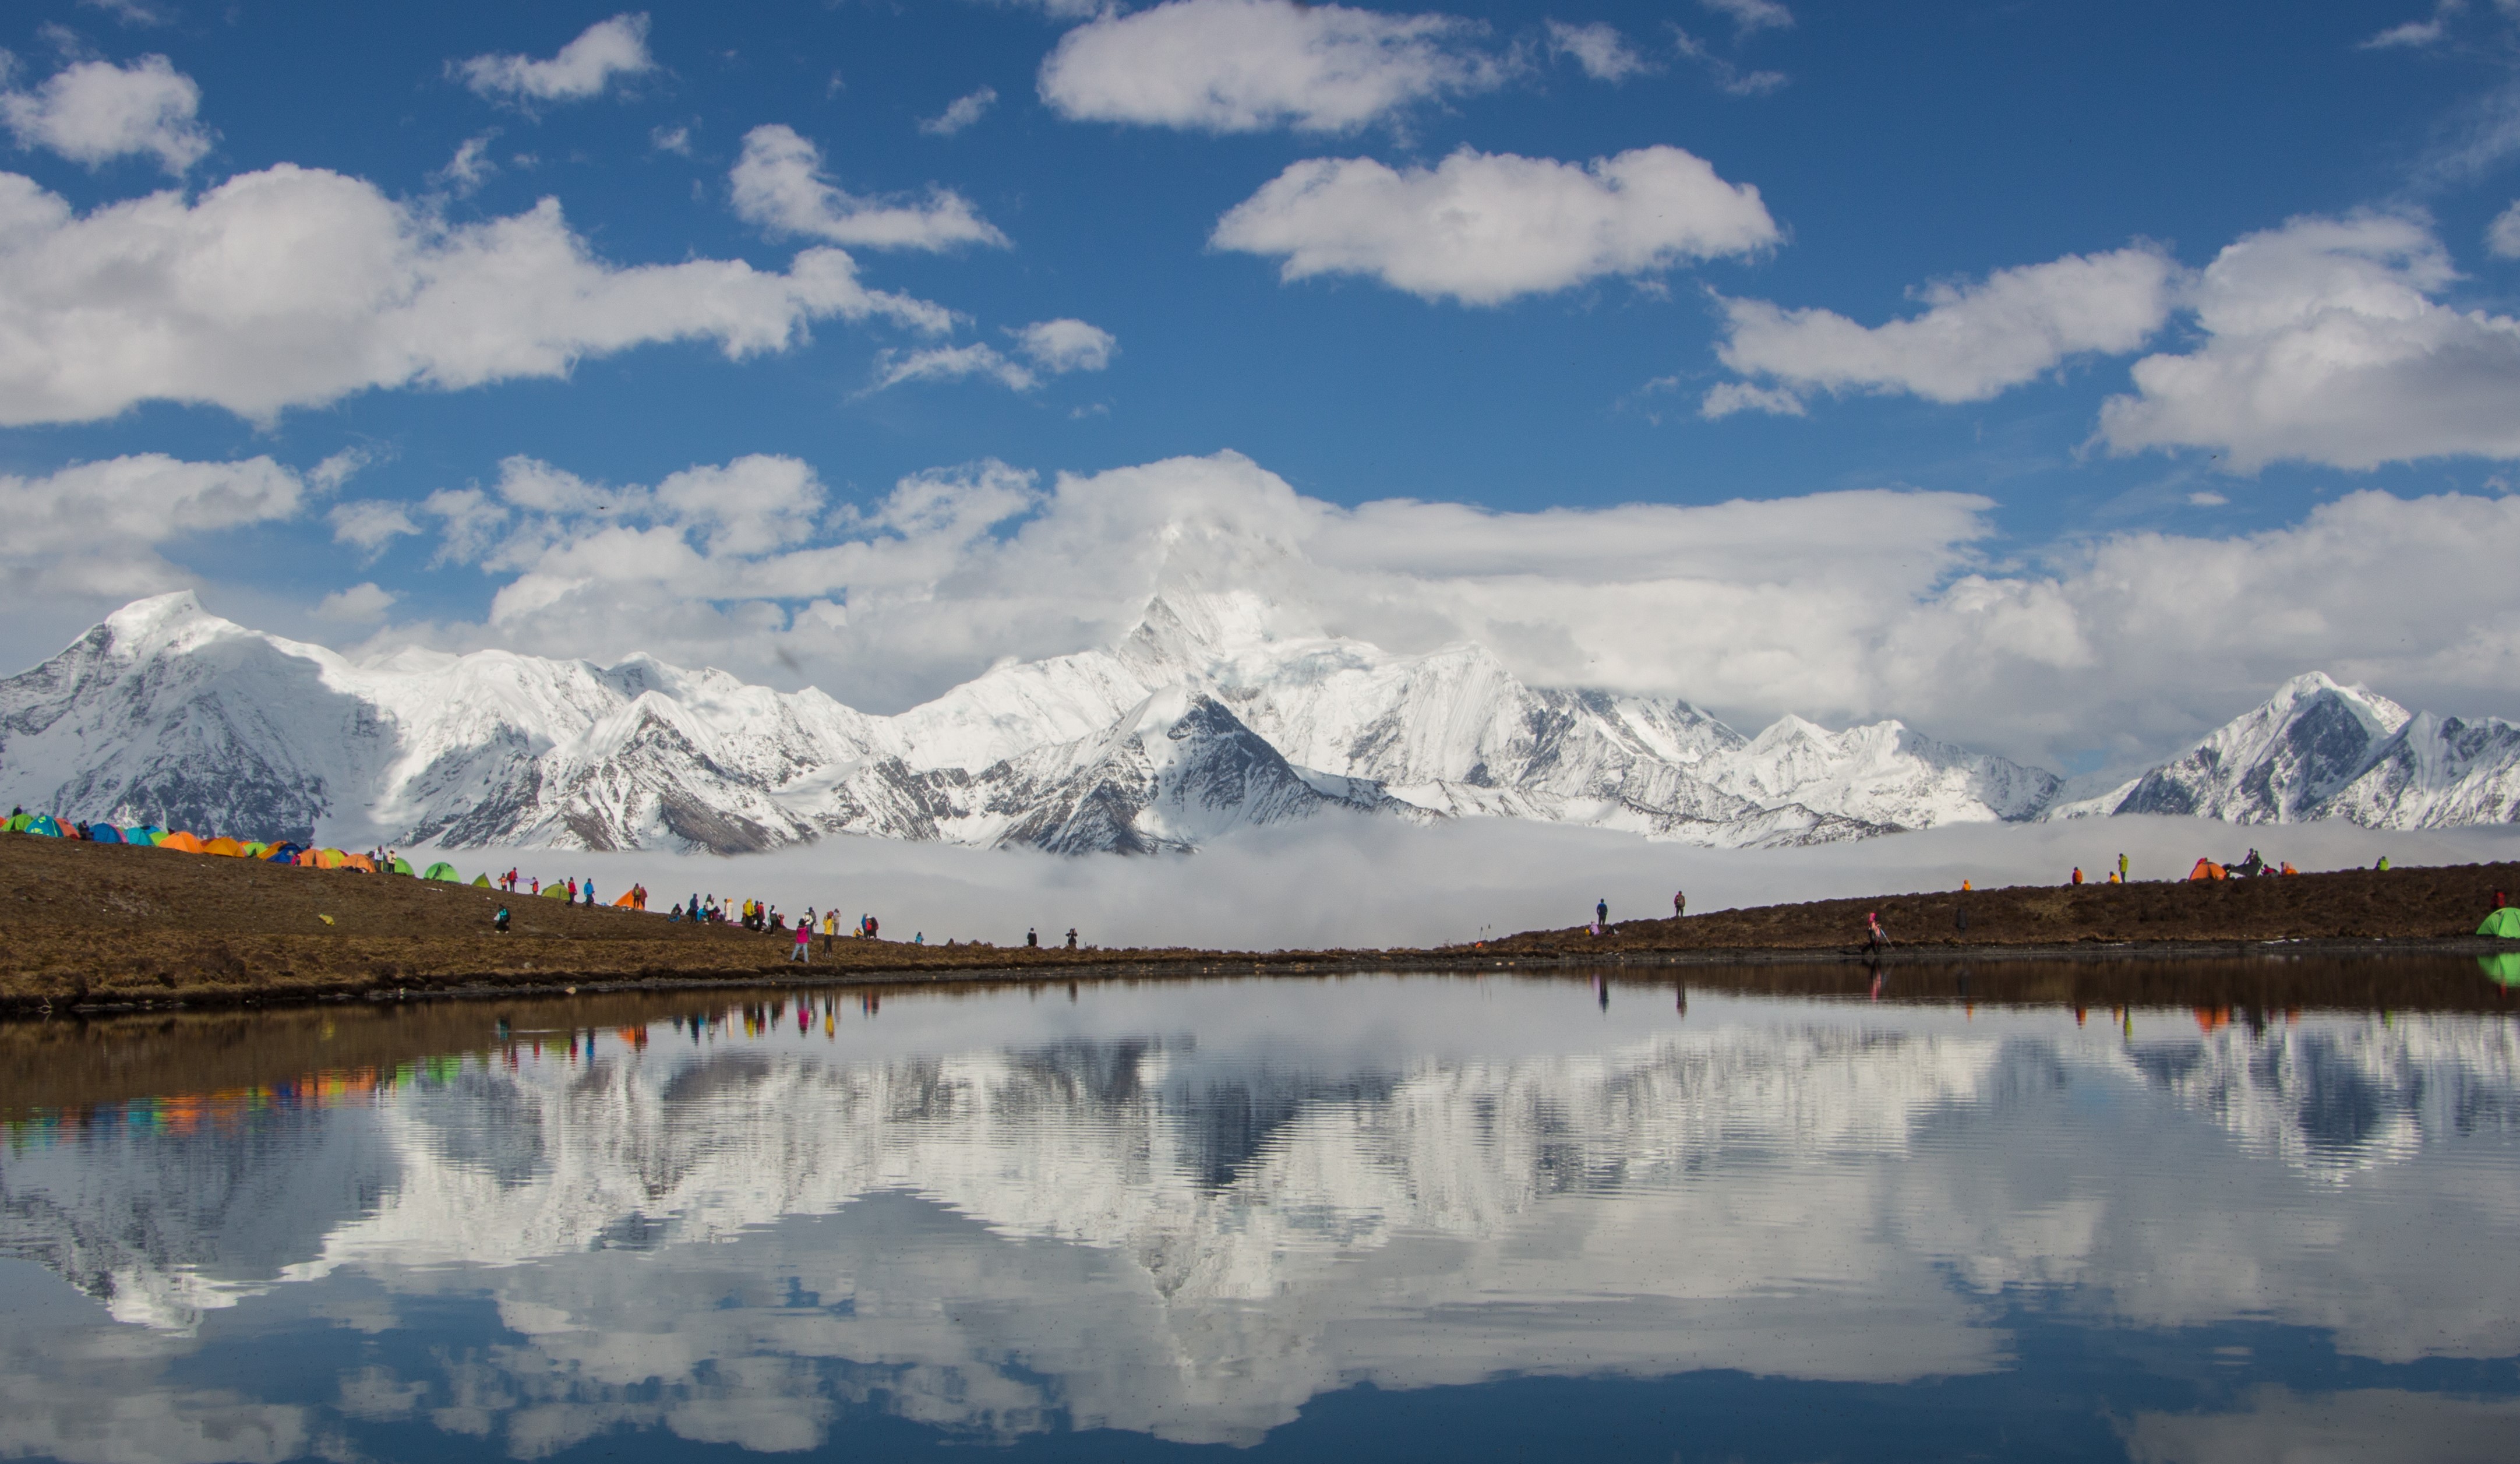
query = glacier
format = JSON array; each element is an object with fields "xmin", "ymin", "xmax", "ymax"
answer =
[{"xmin": 5, "ymin": 593, "xmax": 2514, "ymax": 856}]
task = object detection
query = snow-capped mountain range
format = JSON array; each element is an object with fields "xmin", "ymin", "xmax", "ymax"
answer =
[{"xmin": 0, "ymin": 593, "xmax": 2510, "ymax": 855}]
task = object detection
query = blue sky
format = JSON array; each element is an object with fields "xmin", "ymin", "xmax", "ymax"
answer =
[{"xmin": 5, "ymin": 0, "xmax": 2520, "ymax": 771}]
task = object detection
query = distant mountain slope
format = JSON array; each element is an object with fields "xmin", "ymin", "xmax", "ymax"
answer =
[
  {"xmin": 0, "ymin": 591, "xmax": 2068, "ymax": 855},
  {"xmin": 2049, "ymin": 672, "xmax": 2520, "ymax": 829}
]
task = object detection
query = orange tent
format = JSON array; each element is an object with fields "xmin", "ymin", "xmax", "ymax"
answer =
[
  {"xmin": 203, "ymin": 837, "xmax": 250, "ymax": 857},
  {"xmin": 313, "ymin": 848, "xmax": 350, "ymax": 869},
  {"xmin": 613, "ymin": 890, "xmax": 637, "ymax": 908},
  {"xmin": 2188, "ymin": 858, "xmax": 2226, "ymax": 881},
  {"xmin": 158, "ymin": 831, "xmax": 207, "ymax": 853},
  {"xmin": 343, "ymin": 853, "xmax": 376, "ymax": 873}
]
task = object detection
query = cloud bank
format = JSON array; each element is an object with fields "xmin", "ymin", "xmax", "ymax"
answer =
[{"xmin": 223, "ymin": 448, "xmax": 2520, "ymax": 773}]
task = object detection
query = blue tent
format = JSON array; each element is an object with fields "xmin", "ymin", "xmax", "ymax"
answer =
[
  {"xmin": 264, "ymin": 841, "xmax": 305, "ymax": 863},
  {"xmin": 89, "ymin": 824, "xmax": 123, "ymax": 844},
  {"xmin": 24, "ymin": 814, "xmax": 61, "ymax": 837}
]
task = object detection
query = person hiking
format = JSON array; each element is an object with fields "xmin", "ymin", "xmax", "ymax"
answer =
[
  {"xmin": 583, "ymin": 880, "xmax": 595, "ymax": 907},
  {"xmin": 2071, "ymin": 867, "xmax": 2083, "ymax": 885},
  {"xmin": 2117, "ymin": 853, "xmax": 2129, "ymax": 881},
  {"xmin": 1026, "ymin": 927, "xmax": 1039, "ymax": 948},
  {"xmin": 866, "ymin": 915, "xmax": 878, "ymax": 940},
  {"xmin": 1597, "ymin": 898, "xmax": 1610, "ymax": 930},
  {"xmin": 1865, "ymin": 911, "xmax": 1889, "ymax": 954},
  {"xmin": 822, "ymin": 910, "xmax": 835, "ymax": 953},
  {"xmin": 1672, "ymin": 890, "xmax": 1686, "ymax": 918},
  {"xmin": 495, "ymin": 906, "xmax": 510, "ymax": 934},
  {"xmin": 790, "ymin": 920, "xmax": 811, "ymax": 964},
  {"xmin": 566, "ymin": 877, "xmax": 577, "ymax": 902},
  {"xmin": 1066, "ymin": 927, "xmax": 1078, "ymax": 950}
]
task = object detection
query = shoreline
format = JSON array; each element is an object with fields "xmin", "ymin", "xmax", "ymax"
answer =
[
  {"xmin": 8, "ymin": 833, "xmax": 2520, "ymax": 1018},
  {"xmin": 16, "ymin": 932, "xmax": 2520, "ymax": 1021}
]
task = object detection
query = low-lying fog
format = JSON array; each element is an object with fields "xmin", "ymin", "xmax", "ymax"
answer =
[{"xmin": 420, "ymin": 815, "xmax": 2520, "ymax": 952}]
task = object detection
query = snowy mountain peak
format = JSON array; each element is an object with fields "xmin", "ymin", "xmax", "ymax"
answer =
[
  {"xmin": 98, "ymin": 590, "xmax": 242, "ymax": 662},
  {"xmin": 50, "ymin": 594, "xmax": 2482, "ymax": 858},
  {"xmin": 2048, "ymin": 672, "xmax": 2482, "ymax": 827}
]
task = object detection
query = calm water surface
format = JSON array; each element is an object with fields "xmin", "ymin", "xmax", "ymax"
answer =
[{"xmin": 6, "ymin": 964, "xmax": 2520, "ymax": 1462}]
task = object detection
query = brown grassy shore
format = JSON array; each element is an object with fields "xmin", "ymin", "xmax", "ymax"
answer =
[
  {"xmin": 5, "ymin": 834, "xmax": 2519, "ymax": 1014},
  {"xmin": 1481, "ymin": 859, "xmax": 2520, "ymax": 959}
]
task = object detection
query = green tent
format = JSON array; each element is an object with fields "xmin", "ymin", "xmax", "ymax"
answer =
[
  {"xmin": 391, "ymin": 856, "xmax": 416, "ymax": 876},
  {"xmin": 2482, "ymin": 953, "xmax": 2520, "ymax": 987},
  {"xmin": 4, "ymin": 813, "xmax": 29, "ymax": 832},
  {"xmin": 422, "ymin": 861, "xmax": 461, "ymax": 882},
  {"xmin": 2480, "ymin": 908, "xmax": 2520, "ymax": 939},
  {"xmin": 472, "ymin": 873, "xmax": 492, "ymax": 887},
  {"xmin": 542, "ymin": 883, "xmax": 570, "ymax": 898}
]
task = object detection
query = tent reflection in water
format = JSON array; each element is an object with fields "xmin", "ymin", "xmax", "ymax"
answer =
[{"xmin": 2481, "ymin": 953, "xmax": 2520, "ymax": 986}]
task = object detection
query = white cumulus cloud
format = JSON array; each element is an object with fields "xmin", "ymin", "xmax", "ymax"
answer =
[
  {"xmin": 920, "ymin": 86, "xmax": 998, "ymax": 137},
  {"xmin": 456, "ymin": 13, "xmax": 654, "ymax": 105},
  {"xmin": 2097, "ymin": 212, "xmax": 2520, "ymax": 470},
  {"xmin": 1, "ymin": 54, "xmax": 210, "ymax": 173},
  {"xmin": 1213, "ymin": 145, "xmax": 1777, "ymax": 305},
  {"xmin": 432, "ymin": 132, "xmax": 497, "ymax": 195},
  {"xmin": 1706, "ymin": 245, "xmax": 2182, "ymax": 412},
  {"xmin": 1037, "ymin": 0, "xmax": 1509, "ymax": 133},
  {"xmin": 0, "ymin": 162, "xmax": 950, "ymax": 426},
  {"xmin": 1015, "ymin": 317, "xmax": 1117, "ymax": 373},
  {"xmin": 2490, "ymin": 200, "xmax": 2520, "ymax": 258},
  {"xmin": 330, "ymin": 499, "xmax": 421, "ymax": 555},
  {"xmin": 1546, "ymin": 21, "xmax": 1653, "ymax": 82},
  {"xmin": 870, "ymin": 318, "xmax": 1117, "ymax": 393},
  {"xmin": 1702, "ymin": 0, "xmax": 1794, "ymax": 34},
  {"xmin": 872, "ymin": 342, "xmax": 1040, "ymax": 393},
  {"xmin": 315, "ymin": 581, "xmax": 397, "ymax": 623},
  {"xmin": 731, "ymin": 124, "xmax": 1008, "ymax": 251},
  {"xmin": 0, "ymin": 454, "xmax": 307, "ymax": 652}
]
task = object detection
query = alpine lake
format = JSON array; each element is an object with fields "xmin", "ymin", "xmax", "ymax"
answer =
[{"xmin": 6, "ymin": 956, "xmax": 2520, "ymax": 1463}]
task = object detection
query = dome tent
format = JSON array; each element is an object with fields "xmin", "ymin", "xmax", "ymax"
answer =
[
  {"xmin": 472, "ymin": 873, "xmax": 492, "ymax": 887},
  {"xmin": 23, "ymin": 814, "xmax": 61, "ymax": 837},
  {"xmin": 390, "ymin": 856, "xmax": 415, "ymax": 876},
  {"xmin": 89, "ymin": 824, "xmax": 123, "ymax": 844},
  {"xmin": 158, "ymin": 831, "xmax": 205, "ymax": 853},
  {"xmin": 422, "ymin": 862, "xmax": 461, "ymax": 882},
  {"xmin": 265, "ymin": 842, "xmax": 305, "ymax": 863},
  {"xmin": 2481, "ymin": 908, "xmax": 2520, "ymax": 939},
  {"xmin": 203, "ymin": 838, "xmax": 249, "ymax": 857},
  {"xmin": 542, "ymin": 883, "xmax": 570, "ymax": 898}
]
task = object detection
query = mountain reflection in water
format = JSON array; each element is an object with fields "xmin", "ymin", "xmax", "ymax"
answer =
[{"xmin": 4, "ymin": 966, "xmax": 2520, "ymax": 1462}]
